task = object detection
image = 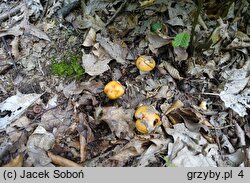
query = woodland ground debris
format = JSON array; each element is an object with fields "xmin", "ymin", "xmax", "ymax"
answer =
[{"xmin": 0, "ymin": 0, "xmax": 250, "ymax": 167}]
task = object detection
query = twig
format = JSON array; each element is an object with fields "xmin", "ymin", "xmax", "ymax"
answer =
[
  {"xmin": 1, "ymin": 37, "xmax": 17, "ymax": 69},
  {"xmin": 212, "ymin": 124, "xmax": 235, "ymax": 130},
  {"xmin": 0, "ymin": 3, "xmax": 25, "ymax": 23},
  {"xmin": 190, "ymin": 0, "xmax": 204, "ymax": 56},
  {"xmin": 39, "ymin": 0, "xmax": 50, "ymax": 22},
  {"xmin": 105, "ymin": 0, "xmax": 128, "ymax": 27},
  {"xmin": 201, "ymin": 92, "xmax": 220, "ymax": 96}
]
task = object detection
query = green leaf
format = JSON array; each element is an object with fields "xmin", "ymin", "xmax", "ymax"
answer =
[
  {"xmin": 150, "ymin": 22, "xmax": 162, "ymax": 33},
  {"xmin": 172, "ymin": 32, "xmax": 190, "ymax": 48}
]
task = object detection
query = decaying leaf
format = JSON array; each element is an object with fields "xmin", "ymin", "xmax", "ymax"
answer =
[
  {"xmin": 27, "ymin": 126, "xmax": 55, "ymax": 166},
  {"xmin": 40, "ymin": 108, "xmax": 72, "ymax": 137},
  {"xmin": 82, "ymin": 52, "xmax": 110, "ymax": 76},
  {"xmin": 164, "ymin": 100, "xmax": 184, "ymax": 115},
  {"xmin": 166, "ymin": 124, "xmax": 219, "ymax": 167},
  {"xmin": 102, "ymin": 135, "xmax": 152, "ymax": 166},
  {"xmin": 0, "ymin": 17, "xmax": 50, "ymax": 41},
  {"xmin": 100, "ymin": 107, "xmax": 134, "ymax": 140},
  {"xmin": 3, "ymin": 154, "xmax": 23, "ymax": 167},
  {"xmin": 140, "ymin": 0, "xmax": 156, "ymax": 7},
  {"xmin": 82, "ymin": 28, "xmax": 96, "ymax": 47},
  {"xmin": 147, "ymin": 33, "xmax": 171, "ymax": 54},
  {"xmin": 210, "ymin": 18, "xmax": 229, "ymax": 46},
  {"xmin": 173, "ymin": 47, "xmax": 188, "ymax": 61},
  {"xmin": 163, "ymin": 62, "xmax": 184, "ymax": 80},
  {"xmin": 96, "ymin": 34, "xmax": 128, "ymax": 64},
  {"xmin": 10, "ymin": 36, "xmax": 20, "ymax": 59},
  {"xmin": 0, "ymin": 92, "xmax": 42, "ymax": 131},
  {"xmin": 63, "ymin": 81, "xmax": 84, "ymax": 98},
  {"xmin": 187, "ymin": 60, "xmax": 216, "ymax": 78},
  {"xmin": 48, "ymin": 151, "xmax": 81, "ymax": 167},
  {"xmin": 138, "ymin": 138, "xmax": 170, "ymax": 167},
  {"xmin": 226, "ymin": 38, "xmax": 250, "ymax": 49},
  {"xmin": 219, "ymin": 59, "xmax": 250, "ymax": 117}
]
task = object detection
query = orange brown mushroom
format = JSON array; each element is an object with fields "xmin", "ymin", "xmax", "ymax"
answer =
[
  {"xmin": 135, "ymin": 55, "xmax": 156, "ymax": 72},
  {"xmin": 104, "ymin": 80, "xmax": 125, "ymax": 100},
  {"xmin": 134, "ymin": 105, "xmax": 161, "ymax": 134}
]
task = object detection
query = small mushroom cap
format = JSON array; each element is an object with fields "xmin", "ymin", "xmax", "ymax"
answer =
[
  {"xmin": 135, "ymin": 119, "xmax": 148, "ymax": 134},
  {"xmin": 135, "ymin": 55, "xmax": 156, "ymax": 72},
  {"xmin": 104, "ymin": 80, "xmax": 125, "ymax": 100},
  {"xmin": 134, "ymin": 105, "xmax": 161, "ymax": 134}
]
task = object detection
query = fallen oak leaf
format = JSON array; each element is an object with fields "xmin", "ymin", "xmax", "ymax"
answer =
[
  {"xmin": 82, "ymin": 52, "xmax": 110, "ymax": 76},
  {"xmin": 0, "ymin": 18, "xmax": 50, "ymax": 41},
  {"xmin": 47, "ymin": 151, "xmax": 82, "ymax": 167},
  {"xmin": 100, "ymin": 107, "xmax": 134, "ymax": 140},
  {"xmin": 96, "ymin": 34, "xmax": 128, "ymax": 64},
  {"xmin": 163, "ymin": 61, "xmax": 184, "ymax": 80},
  {"xmin": 3, "ymin": 154, "xmax": 23, "ymax": 167}
]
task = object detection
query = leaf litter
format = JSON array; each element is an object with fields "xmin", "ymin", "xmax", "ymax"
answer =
[{"xmin": 0, "ymin": 0, "xmax": 250, "ymax": 167}]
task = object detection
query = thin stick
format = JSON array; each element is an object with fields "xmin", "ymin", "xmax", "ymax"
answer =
[
  {"xmin": 105, "ymin": 0, "xmax": 128, "ymax": 27},
  {"xmin": 1, "ymin": 37, "xmax": 17, "ymax": 69},
  {"xmin": 0, "ymin": 3, "xmax": 24, "ymax": 23},
  {"xmin": 201, "ymin": 92, "xmax": 220, "ymax": 96}
]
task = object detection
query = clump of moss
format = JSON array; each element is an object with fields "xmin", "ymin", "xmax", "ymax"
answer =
[{"xmin": 51, "ymin": 52, "xmax": 84, "ymax": 79}]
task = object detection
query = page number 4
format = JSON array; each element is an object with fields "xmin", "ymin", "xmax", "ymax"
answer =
[{"xmin": 238, "ymin": 170, "xmax": 244, "ymax": 178}]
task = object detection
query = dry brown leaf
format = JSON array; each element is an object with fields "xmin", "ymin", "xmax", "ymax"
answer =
[
  {"xmin": 3, "ymin": 154, "xmax": 23, "ymax": 167},
  {"xmin": 79, "ymin": 134, "xmax": 87, "ymax": 163},
  {"xmin": 77, "ymin": 113, "xmax": 92, "ymax": 162},
  {"xmin": 166, "ymin": 124, "xmax": 219, "ymax": 167},
  {"xmin": 226, "ymin": 38, "xmax": 250, "ymax": 49},
  {"xmin": 40, "ymin": 108, "xmax": 72, "ymax": 136},
  {"xmin": 27, "ymin": 126, "xmax": 55, "ymax": 166},
  {"xmin": 10, "ymin": 36, "xmax": 19, "ymax": 59},
  {"xmin": 100, "ymin": 107, "xmax": 134, "ymax": 140},
  {"xmin": 96, "ymin": 34, "xmax": 128, "ymax": 64},
  {"xmin": 235, "ymin": 31, "xmax": 250, "ymax": 42},
  {"xmin": 163, "ymin": 62, "xmax": 183, "ymax": 80},
  {"xmin": 102, "ymin": 136, "xmax": 149, "ymax": 166},
  {"xmin": 147, "ymin": 33, "xmax": 171, "ymax": 54},
  {"xmin": 48, "ymin": 151, "xmax": 82, "ymax": 167},
  {"xmin": 138, "ymin": 138, "xmax": 170, "ymax": 166},
  {"xmin": 82, "ymin": 52, "xmax": 110, "ymax": 76},
  {"xmin": 177, "ymin": 108, "xmax": 213, "ymax": 132},
  {"xmin": 165, "ymin": 100, "xmax": 184, "ymax": 115},
  {"xmin": 82, "ymin": 28, "xmax": 96, "ymax": 47},
  {"xmin": 173, "ymin": 47, "xmax": 188, "ymax": 61}
]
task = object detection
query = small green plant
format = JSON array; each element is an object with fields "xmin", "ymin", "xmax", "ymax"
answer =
[
  {"xmin": 150, "ymin": 21, "xmax": 162, "ymax": 33},
  {"xmin": 51, "ymin": 52, "xmax": 84, "ymax": 79},
  {"xmin": 172, "ymin": 32, "xmax": 190, "ymax": 48},
  {"xmin": 163, "ymin": 156, "xmax": 176, "ymax": 167}
]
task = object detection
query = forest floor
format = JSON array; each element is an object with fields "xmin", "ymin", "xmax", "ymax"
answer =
[{"xmin": 0, "ymin": 0, "xmax": 250, "ymax": 167}]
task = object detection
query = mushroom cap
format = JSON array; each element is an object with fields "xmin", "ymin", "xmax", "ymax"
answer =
[
  {"xmin": 104, "ymin": 80, "xmax": 125, "ymax": 100},
  {"xmin": 135, "ymin": 55, "xmax": 156, "ymax": 72},
  {"xmin": 134, "ymin": 105, "xmax": 161, "ymax": 134}
]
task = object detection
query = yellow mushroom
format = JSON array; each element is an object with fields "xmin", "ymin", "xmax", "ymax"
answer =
[
  {"xmin": 134, "ymin": 105, "xmax": 161, "ymax": 134},
  {"xmin": 104, "ymin": 80, "xmax": 125, "ymax": 100},
  {"xmin": 135, "ymin": 55, "xmax": 156, "ymax": 72}
]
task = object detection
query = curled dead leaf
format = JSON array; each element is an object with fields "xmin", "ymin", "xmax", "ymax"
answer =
[
  {"xmin": 48, "ymin": 151, "xmax": 81, "ymax": 167},
  {"xmin": 82, "ymin": 28, "xmax": 96, "ymax": 47},
  {"xmin": 10, "ymin": 36, "xmax": 19, "ymax": 59},
  {"xmin": 165, "ymin": 100, "xmax": 184, "ymax": 115},
  {"xmin": 100, "ymin": 107, "xmax": 134, "ymax": 140},
  {"xmin": 163, "ymin": 62, "xmax": 183, "ymax": 80},
  {"xmin": 3, "ymin": 154, "xmax": 23, "ymax": 167}
]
